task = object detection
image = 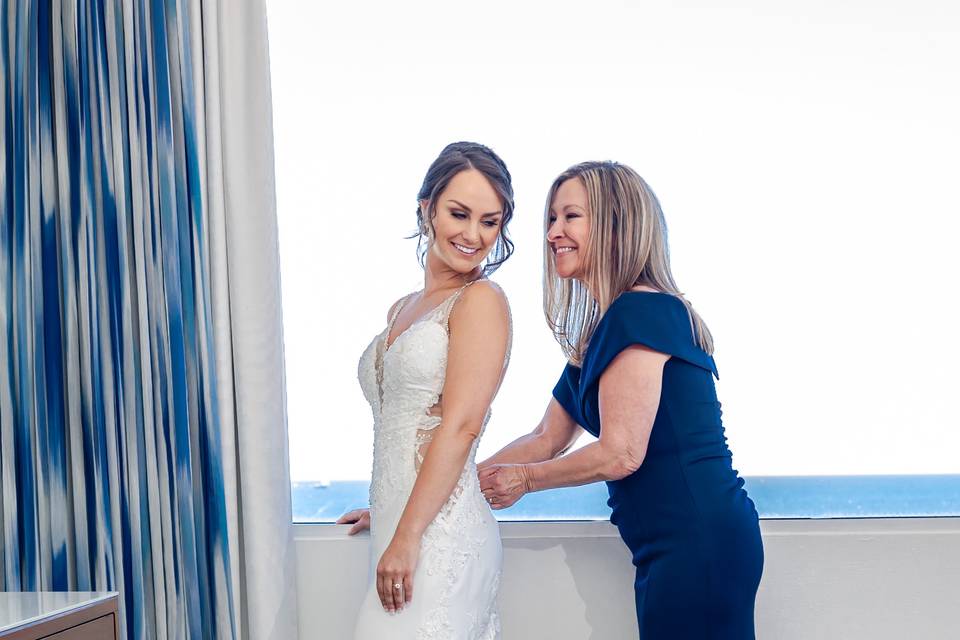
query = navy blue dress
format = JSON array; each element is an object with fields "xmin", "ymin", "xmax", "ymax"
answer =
[{"xmin": 553, "ymin": 292, "xmax": 763, "ymax": 639}]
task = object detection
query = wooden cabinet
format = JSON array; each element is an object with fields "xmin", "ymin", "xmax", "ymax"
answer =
[{"xmin": 0, "ymin": 593, "xmax": 118, "ymax": 640}]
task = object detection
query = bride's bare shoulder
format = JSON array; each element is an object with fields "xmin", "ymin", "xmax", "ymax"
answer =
[{"xmin": 449, "ymin": 280, "xmax": 509, "ymax": 329}]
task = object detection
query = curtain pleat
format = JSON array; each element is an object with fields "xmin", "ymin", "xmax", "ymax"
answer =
[{"xmin": 1, "ymin": 1, "xmax": 238, "ymax": 638}]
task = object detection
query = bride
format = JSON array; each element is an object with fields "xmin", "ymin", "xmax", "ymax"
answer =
[{"xmin": 337, "ymin": 142, "xmax": 515, "ymax": 639}]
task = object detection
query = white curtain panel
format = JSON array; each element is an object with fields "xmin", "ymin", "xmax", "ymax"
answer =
[{"xmin": 200, "ymin": 1, "xmax": 300, "ymax": 639}]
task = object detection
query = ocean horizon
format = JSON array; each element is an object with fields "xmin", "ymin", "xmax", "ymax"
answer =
[{"xmin": 291, "ymin": 474, "xmax": 960, "ymax": 523}]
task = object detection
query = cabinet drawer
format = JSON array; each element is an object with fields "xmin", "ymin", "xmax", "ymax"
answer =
[{"xmin": 42, "ymin": 615, "xmax": 115, "ymax": 640}]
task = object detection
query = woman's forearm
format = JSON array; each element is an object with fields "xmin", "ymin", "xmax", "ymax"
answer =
[
  {"xmin": 524, "ymin": 440, "xmax": 634, "ymax": 492},
  {"xmin": 479, "ymin": 430, "xmax": 556, "ymax": 467},
  {"xmin": 394, "ymin": 425, "xmax": 478, "ymax": 541}
]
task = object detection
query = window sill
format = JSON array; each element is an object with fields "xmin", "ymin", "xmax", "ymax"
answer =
[{"xmin": 293, "ymin": 515, "xmax": 960, "ymax": 543}]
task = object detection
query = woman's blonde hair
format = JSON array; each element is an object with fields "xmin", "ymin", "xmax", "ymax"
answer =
[{"xmin": 543, "ymin": 161, "xmax": 714, "ymax": 365}]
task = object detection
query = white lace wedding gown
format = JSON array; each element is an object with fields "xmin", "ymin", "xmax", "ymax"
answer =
[{"xmin": 354, "ymin": 282, "xmax": 508, "ymax": 639}]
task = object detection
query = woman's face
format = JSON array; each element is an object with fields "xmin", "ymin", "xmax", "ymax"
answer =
[
  {"xmin": 426, "ymin": 168, "xmax": 504, "ymax": 274},
  {"xmin": 547, "ymin": 177, "xmax": 590, "ymax": 280}
]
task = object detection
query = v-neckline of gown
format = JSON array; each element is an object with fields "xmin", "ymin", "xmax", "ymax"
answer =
[
  {"xmin": 374, "ymin": 282, "xmax": 474, "ymax": 412},
  {"xmin": 382, "ymin": 282, "xmax": 476, "ymax": 355}
]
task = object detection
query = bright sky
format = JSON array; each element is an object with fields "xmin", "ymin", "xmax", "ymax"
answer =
[{"xmin": 266, "ymin": 0, "xmax": 960, "ymax": 481}]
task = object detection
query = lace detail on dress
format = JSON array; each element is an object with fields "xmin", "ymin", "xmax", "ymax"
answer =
[
  {"xmin": 414, "ymin": 281, "xmax": 507, "ymax": 639},
  {"xmin": 469, "ymin": 568, "xmax": 502, "ymax": 639},
  {"xmin": 376, "ymin": 292, "xmax": 415, "ymax": 409},
  {"xmin": 417, "ymin": 446, "xmax": 492, "ymax": 639},
  {"xmin": 355, "ymin": 279, "xmax": 508, "ymax": 639},
  {"xmin": 415, "ymin": 427, "xmax": 435, "ymax": 472},
  {"xmin": 409, "ymin": 281, "xmax": 508, "ymax": 474}
]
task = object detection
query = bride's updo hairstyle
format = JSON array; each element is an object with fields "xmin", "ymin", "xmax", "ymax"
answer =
[
  {"xmin": 543, "ymin": 161, "xmax": 714, "ymax": 366},
  {"xmin": 412, "ymin": 142, "xmax": 515, "ymax": 276}
]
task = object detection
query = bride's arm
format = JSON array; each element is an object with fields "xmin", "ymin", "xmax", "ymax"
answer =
[
  {"xmin": 477, "ymin": 399, "xmax": 582, "ymax": 469},
  {"xmin": 393, "ymin": 282, "xmax": 510, "ymax": 540}
]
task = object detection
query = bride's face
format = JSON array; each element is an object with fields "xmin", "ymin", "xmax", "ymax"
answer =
[{"xmin": 424, "ymin": 169, "xmax": 504, "ymax": 274}]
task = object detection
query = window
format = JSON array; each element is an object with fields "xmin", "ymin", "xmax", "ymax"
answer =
[{"xmin": 267, "ymin": 1, "xmax": 960, "ymax": 522}]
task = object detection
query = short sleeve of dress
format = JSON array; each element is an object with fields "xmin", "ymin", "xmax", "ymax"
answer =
[
  {"xmin": 552, "ymin": 363, "xmax": 588, "ymax": 428},
  {"xmin": 579, "ymin": 293, "xmax": 719, "ymax": 397}
]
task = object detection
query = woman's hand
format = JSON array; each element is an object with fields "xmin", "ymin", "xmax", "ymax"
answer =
[
  {"xmin": 335, "ymin": 508, "xmax": 370, "ymax": 535},
  {"xmin": 478, "ymin": 463, "xmax": 532, "ymax": 509},
  {"xmin": 376, "ymin": 533, "xmax": 420, "ymax": 613}
]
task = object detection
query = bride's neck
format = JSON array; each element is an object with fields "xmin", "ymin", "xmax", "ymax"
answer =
[{"xmin": 423, "ymin": 251, "xmax": 481, "ymax": 296}]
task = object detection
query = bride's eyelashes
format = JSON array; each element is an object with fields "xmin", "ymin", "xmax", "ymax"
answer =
[{"xmin": 450, "ymin": 210, "xmax": 500, "ymax": 228}]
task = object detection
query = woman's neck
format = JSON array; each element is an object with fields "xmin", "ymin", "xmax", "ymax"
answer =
[
  {"xmin": 423, "ymin": 250, "xmax": 481, "ymax": 296},
  {"xmin": 629, "ymin": 284, "xmax": 661, "ymax": 293}
]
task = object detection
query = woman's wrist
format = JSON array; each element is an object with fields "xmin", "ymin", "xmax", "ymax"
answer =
[{"xmin": 520, "ymin": 462, "xmax": 538, "ymax": 493}]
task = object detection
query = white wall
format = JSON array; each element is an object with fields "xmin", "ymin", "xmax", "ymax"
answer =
[{"xmin": 295, "ymin": 518, "xmax": 960, "ymax": 639}]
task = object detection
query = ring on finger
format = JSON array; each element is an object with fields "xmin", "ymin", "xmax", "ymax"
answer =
[{"xmin": 393, "ymin": 579, "xmax": 405, "ymax": 611}]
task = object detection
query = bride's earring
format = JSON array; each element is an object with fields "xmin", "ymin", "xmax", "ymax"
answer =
[{"xmin": 422, "ymin": 217, "xmax": 435, "ymax": 244}]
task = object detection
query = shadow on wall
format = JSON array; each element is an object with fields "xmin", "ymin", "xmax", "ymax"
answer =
[{"xmin": 501, "ymin": 536, "xmax": 639, "ymax": 639}]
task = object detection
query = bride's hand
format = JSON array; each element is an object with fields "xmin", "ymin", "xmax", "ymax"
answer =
[
  {"xmin": 479, "ymin": 464, "xmax": 531, "ymax": 509},
  {"xmin": 376, "ymin": 533, "xmax": 419, "ymax": 613},
  {"xmin": 335, "ymin": 508, "xmax": 370, "ymax": 535}
]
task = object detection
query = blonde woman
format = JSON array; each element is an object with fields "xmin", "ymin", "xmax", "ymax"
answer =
[
  {"xmin": 339, "ymin": 142, "xmax": 513, "ymax": 639},
  {"xmin": 478, "ymin": 161, "xmax": 763, "ymax": 638}
]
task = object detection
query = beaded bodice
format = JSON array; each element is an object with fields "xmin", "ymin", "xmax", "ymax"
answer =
[
  {"xmin": 357, "ymin": 281, "xmax": 510, "ymax": 518},
  {"xmin": 354, "ymin": 279, "xmax": 509, "ymax": 639}
]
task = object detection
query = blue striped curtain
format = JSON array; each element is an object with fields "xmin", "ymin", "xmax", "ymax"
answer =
[{"xmin": 1, "ymin": 1, "xmax": 236, "ymax": 638}]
